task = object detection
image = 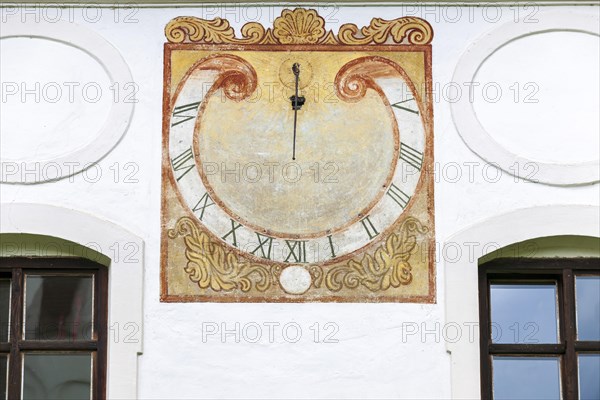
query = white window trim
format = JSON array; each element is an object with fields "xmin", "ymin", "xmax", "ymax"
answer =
[
  {"xmin": 0, "ymin": 203, "xmax": 144, "ymax": 399},
  {"xmin": 444, "ymin": 204, "xmax": 600, "ymax": 399}
]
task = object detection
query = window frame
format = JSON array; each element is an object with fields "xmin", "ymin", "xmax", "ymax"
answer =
[
  {"xmin": 0, "ymin": 257, "xmax": 108, "ymax": 400},
  {"xmin": 478, "ymin": 258, "xmax": 600, "ymax": 399}
]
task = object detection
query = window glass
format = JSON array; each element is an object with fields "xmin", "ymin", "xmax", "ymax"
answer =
[
  {"xmin": 578, "ymin": 354, "xmax": 600, "ymax": 400},
  {"xmin": 491, "ymin": 284, "xmax": 558, "ymax": 344},
  {"xmin": 492, "ymin": 356, "xmax": 561, "ymax": 400},
  {"xmin": 576, "ymin": 276, "xmax": 600, "ymax": 341},
  {"xmin": 24, "ymin": 275, "xmax": 93, "ymax": 341},
  {"xmin": 22, "ymin": 353, "xmax": 92, "ymax": 400},
  {"xmin": 0, "ymin": 280, "xmax": 9, "ymax": 342}
]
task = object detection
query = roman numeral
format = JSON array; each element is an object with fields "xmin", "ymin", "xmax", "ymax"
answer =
[
  {"xmin": 327, "ymin": 235, "xmax": 336, "ymax": 259},
  {"xmin": 361, "ymin": 216, "xmax": 379, "ymax": 240},
  {"xmin": 400, "ymin": 143, "xmax": 423, "ymax": 171},
  {"xmin": 284, "ymin": 240, "xmax": 307, "ymax": 263},
  {"xmin": 192, "ymin": 192, "xmax": 214, "ymax": 221},
  {"xmin": 251, "ymin": 233, "xmax": 274, "ymax": 260},
  {"xmin": 171, "ymin": 101, "xmax": 201, "ymax": 127},
  {"xmin": 171, "ymin": 147, "xmax": 195, "ymax": 181},
  {"xmin": 391, "ymin": 98, "xmax": 419, "ymax": 115},
  {"xmin": 387, "ymin": 183, "xmax": 411, "ymax": 209},
  {"xmin": 221, "ymin": 219, "xmax": 242, "ymax": 247}
]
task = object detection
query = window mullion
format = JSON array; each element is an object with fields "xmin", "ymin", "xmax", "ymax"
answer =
[
  {"xmin": 18, "ymin": 340, "xmax": 98, "ymax": 351},
  {"xmin": 562, "ymin": 268, "xmax": 577, "ymax": 400},
  {"xmin": 95, "ymin": 266, "xmax": 108, "ymax": 400},
  {"xmin": 478, "ymin": 268, "xmax": 493, "ymax": 400},
  {"xmin": 7, "ymin": 268, "xmax": 23, "ymax": 399},
  {"xmin": 574, "ymin": 341, "xmax": 600, "ymax": 351},
  {"xmin": 488, "ymin": 343, "xmax": 565, "ymax": 355}
]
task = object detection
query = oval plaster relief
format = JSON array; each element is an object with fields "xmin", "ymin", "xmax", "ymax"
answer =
[
  {"xmin": 1, "ymin": 38, "xmax": 112, "ymax": 161},
  {"xmin": 451, "ymin": 12, "xmax": 600, "ymax": 185},
  {"xmin": 473, "ymin": 31, "xmax": 599, "ymax": 164},
  {"xmin": 0, "ymin": 20, "xmax": 134, "ymax": 184}
]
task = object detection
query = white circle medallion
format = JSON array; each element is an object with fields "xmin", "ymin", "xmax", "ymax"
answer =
[{"xmin": 279, "ymin": 265, "xmax": 312, "ymax": 295}]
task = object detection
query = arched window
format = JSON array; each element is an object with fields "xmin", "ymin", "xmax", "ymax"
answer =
[
  {"xmin": 0, "ymin": 204, "xmax": 144, "ymax": 399},
  {"xmin": 444, "ymin": 205, "xmax": 599, "ymax": 399}
]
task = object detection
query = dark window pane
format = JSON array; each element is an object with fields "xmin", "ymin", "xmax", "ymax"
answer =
[
  {"xmin": 24, "ymin": 275, "xmax": 93, "ymax": 341},
  {"xmin": 0, "ymin": 280, "xmax": 9, "ymax": 342},
  {"xmin": 576, "ymin": 276, "xmax": 600, "ymax": 341},
  {"xmin": 492, "ymin": 356, "xmax": 560, "ymax": 400},
  {"xmin": 22, "ymin": 353, "xmax": 91, "ymax": 400},
  {"xmin": 579, "ymin": 354, "xmax": 600, "ymax": 400},
  {"xmin": 490, "ymin": 284, "xmax": 558, "ymax": 344},
  {"xmin": 0, "ymin": 354, "xmax": 7, "ymax": 400}
]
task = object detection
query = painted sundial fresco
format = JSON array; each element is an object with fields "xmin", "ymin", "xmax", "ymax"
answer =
[{"xmin": 161, "ymin": 8, "xmax": 435, "ymax": 302}]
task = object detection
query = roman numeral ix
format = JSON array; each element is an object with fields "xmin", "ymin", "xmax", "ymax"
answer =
[{"xmin": 222, "ymin": 219, "xmax": 242, "ymax": 248}]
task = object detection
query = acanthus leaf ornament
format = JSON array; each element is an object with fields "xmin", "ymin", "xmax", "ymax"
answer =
[
  {"xmin": 168, "ymin": 217, "xmax": 276, "ymax": 293},
  {"xmin": 314, "ymin": 217, "xmax": 427, "ymax": 292},
  {"xmin": 169, "ymin": 215, "xmax": 428, "ymax": 295}
]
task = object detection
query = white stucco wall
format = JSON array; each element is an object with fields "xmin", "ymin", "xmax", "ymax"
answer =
[{"xmin": 1, "ymin": 4, "xmax": 599, "ymax": 399}]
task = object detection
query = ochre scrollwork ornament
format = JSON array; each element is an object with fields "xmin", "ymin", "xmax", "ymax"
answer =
[
  {"xmin": 165, "ymin": 8, "xmax": 433, "ymax": 45},
  {"xmin": 338, "ymin": 17, "xmax": 433, "ymax": 45},
  {"xmin": 169, "ymin": 217, "xmax": 277, "ymax": 292},
  {"xmin": 169, "ymin": 216, "xmax": 428, "ymax": 295},
  {"xmin": 313, "ymin": 217, "xmax": 427, "ymax": 292}
]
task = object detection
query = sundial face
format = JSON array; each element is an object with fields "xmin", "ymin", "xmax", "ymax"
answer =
[{"xmin": 161, "ymin": 8, "xmax": 435, "ymax": 302}]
